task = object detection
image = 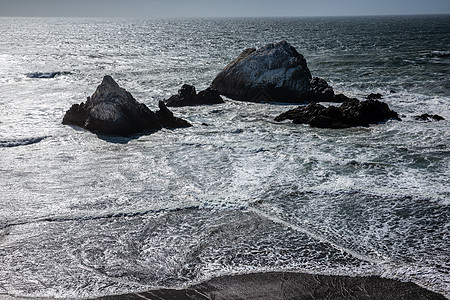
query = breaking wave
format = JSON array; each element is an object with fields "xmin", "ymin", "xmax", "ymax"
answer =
[{"xmin": 0, "ymin": 136, "xmax": 48, "ymax": 148}]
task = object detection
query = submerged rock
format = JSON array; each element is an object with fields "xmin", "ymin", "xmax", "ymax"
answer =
[
  {"xmin": 26, "ymin": 71, "xmax": 69, "ymax": 78},
  {"xmin": 165, "ymin": 84, "xmax": 224, "ymax": 107},
  {"xmin": 0, "ymin": 136, "xmax": 48, "ymax": 148},
  {"xmin": 367, "ymin": 93, "xmax": 383, "ymax": 100},
  {"xmin": 63, "ymin": 75, "xmax": 190, "ymax": 136},
  {"xmin": 211, "ymin": 41, "xmax": 313, "ymax": 103},
  {"xmin": 275, "ymin": 98, "xmax": 401, "ymax": 129},
  {"xmin": 414, "ymin": 113, "xmax": 445, "ymax": 121}
]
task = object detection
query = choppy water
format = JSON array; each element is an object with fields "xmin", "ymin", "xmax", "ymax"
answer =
[{"xmin": 0, "ymin": 15, "xmax": 449, "ymax": 299}]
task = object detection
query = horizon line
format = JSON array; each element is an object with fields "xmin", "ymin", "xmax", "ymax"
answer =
[{"xmin": 1, "ymin": 13, "xmax": 449, "ymax": 19}]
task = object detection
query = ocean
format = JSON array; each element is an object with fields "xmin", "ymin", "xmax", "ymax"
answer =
[{"xmin": 0, "ymin": 15, "xmax": 449, "ymax": 299}]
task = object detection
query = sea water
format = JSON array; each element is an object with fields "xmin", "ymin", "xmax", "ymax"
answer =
[{"xmin": 0, "ymin": 15, "xmax": 449, "ymax": 298}]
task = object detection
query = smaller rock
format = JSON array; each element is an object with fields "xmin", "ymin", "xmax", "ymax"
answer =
[
  {"xmin": 156, "ymin": 101, "xmax": 192, "ymax": 128},
  {"xmin": 309, "ymin": 77, "xmax": 334, "ymax": 95},
  {"xmin": 432, "ymin": 115, "xmax": 445, "ymax": 121},
  {"xmin": 302, "ymin": 77, "xmax": 353, "ymax": 103},
  {"xmin": 165, "ymin": 84, "xmax": 224, "ymax": 107},
  {"xmin": 197, "ymin": 88, "xmax": 224, "ymax": 104},
  {"xmin": 26, "ymin": 72, "xmax": 66, "ymax": 78},
  {"xmin": 367, "ymin": 93, "xmax": 382, "ymax": 100},
  {"xmin": 304, "ymin": 77, "xmax": 339, "ymax": 102},
  {"xmin": 414, "ymin": 113, "xmax": 445, "ymax": 121},
  {"xmin": 275, "ymin": 98, "xmax": 401, "ymax": 129}
]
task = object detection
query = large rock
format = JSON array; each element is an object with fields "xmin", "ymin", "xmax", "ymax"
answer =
[
  {"xmin": 275, "ymin": 98, "xmax": 401, "ymax": 129},
  {"xmin": 165, "ymin": 84, "xmax": 224, "ymax": 107},
  {"xmin": 63, "ymin": 76, "xmax": 190, "ymax": 136},
  {"xmin": 211, "ymin": 41, "xmax": 313, "ymax": 103}
]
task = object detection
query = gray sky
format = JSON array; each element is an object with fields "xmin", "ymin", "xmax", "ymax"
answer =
[{"xmin": 1, "ymin": 0, "xmax": 449, "ymax": 18}]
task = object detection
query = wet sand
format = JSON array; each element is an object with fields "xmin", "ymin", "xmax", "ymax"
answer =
[{"xmin": 96, "ymin": 272, "xmax": 447, "ymax": 300}]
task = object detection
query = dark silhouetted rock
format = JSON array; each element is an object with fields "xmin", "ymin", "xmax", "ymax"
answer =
[
  {"xmin": 308, "ymin": 77, "xmax": 334, "ymax": 98},
  {"xmin": 197, "ymin": 88, "xmax": 224, "ymax": 104},
  {"xmin": 26, "ymin": 72, "xmax": 69, "ymax": 78},
  {"xmin": 275, "ymin": 98, "xmax": 401, "ymax": 129},
  {"xmin": 211, "ymin": 41, "xmax": 313, "ymax": 103},
  {"xmin": 431, "ymin": 51, "xmax": 450, "ymax": 58},
  {"xmin": 367, "ymin": 93, "xmax": 383, "ymax": 100},
  {"xmin": 63, "ymin": 75, "xmax": 190, "ymax": 136},
  {"xmin": 155, "ymin": 101, "xmax": 192, "ymax": 128},
  {"xmin": 165, "ymin": 84, "xmax": 224, "ymax": 107},
  {"xmin": 302, "ymin": 77, "xmax": 349, "ymax": 102},
  {"xmin": 414, "ymin": 113, "xmax": 445, "ymax": 121}
]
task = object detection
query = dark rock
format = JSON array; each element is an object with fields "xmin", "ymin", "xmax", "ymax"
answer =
[
  {"xmin": 155, "ymin": 101, "xmax": 192, "ymax": 128},
  {"xmin": 0, "ymin": 136, "xmax": 47, "ymax": 148},
  {"xmin": 367, "ymin": 93, "xmax": 383, "ymax": 100},
  {"xmin": 63, "ymin": 75, "xmax": 190, "ymax": 136},
  {"xmin": 26, "ymin": 72, "xmax": 67, "ymax": 78},
  {"xmin": 275, "ymin": 98, "xmax": 401, "ymax": 129},
  {"xmin": 414, "ymin": 113, "xmax": 445, "ymax": 121},
  {"xmin": 165, "ymin": 84, "xmax": 224, "ymax": 107},
  {"xmin": 309, "ymin": 77, "xmax": 334, "ymax": 95},
  {"xmin": 432, "ymin": 114, "xmax": 445, "ymax": 121},
  {"xmin": 197, "ymin": 88, "xmax": 224, "ymax": 104},
  {"xmin": 302, "ymin": 77, "xmax": 349, "ymax": 102},
  {"xmin": 211, "ymin": 41, "xmax": 313, "ymax": 103},
  {"xmin": 431, "ymin": 51, "xmax": 450, "ymax": 58}
]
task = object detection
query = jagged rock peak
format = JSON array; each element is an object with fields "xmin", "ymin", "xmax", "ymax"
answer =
[{"xmin": 63, "ymin": 75, "xmax": 190, "ymax": 137}]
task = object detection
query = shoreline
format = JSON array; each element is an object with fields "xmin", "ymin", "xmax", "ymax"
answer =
[
  {"xmin": 1, "ymin": 271, "xmax": 447, "ymax": 299},
  {"xmin": 95, "ymin": 271, "xmax": 447, "ymax": 300}
]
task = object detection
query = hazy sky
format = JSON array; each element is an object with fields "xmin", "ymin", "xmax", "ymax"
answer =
[{"xmin": 1, "ymin": 0, "xmax": 449, "ymax": 18}]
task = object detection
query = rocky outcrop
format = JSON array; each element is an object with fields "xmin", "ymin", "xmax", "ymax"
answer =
[
  {"xmin": 63, "ymin": 76, "xmax": 191, "ymax": 136},
  {"xmin": 302, "ymin": 77, "xmax": 350, "ymax": 102},
  {"xmin": 26, "ymin": 72, "xmax": 70, "ymax": 78},
  {"xmin": 211, "ymin": 41, "xmax": 313, "ymax": 103},
  {"xmin": 155, "ymin": 101, "xmax": 192, "ymax": 128},
  {"xmin": 165, "ymin": 84, "xmax": 224, "ymax": 107},
  {"xmin": 308, "ymin": 77, "xmax": 334, "ymax": 97},
  {"xmin": 275, "ymin": 98, "xmax": 401, "ymax": 129},
  {"xmin": 414, "ymin": 113, "xmax": 445, "ymax": 121},
  {"xmin": 367, "ymin": 93, "xmax": 383, "ymax": 100}
]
